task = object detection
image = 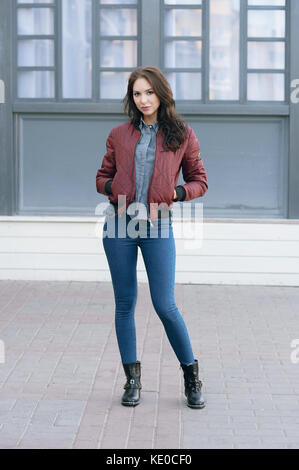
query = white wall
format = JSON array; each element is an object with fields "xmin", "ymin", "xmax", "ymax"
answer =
[{"xmin": 0, "ymin": 216, "xmax": 299, "ymax": 286}]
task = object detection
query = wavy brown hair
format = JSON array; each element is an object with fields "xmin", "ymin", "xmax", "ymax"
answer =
[{"xmin": 123, "ymin": 66, "xmax": 188, "ymax": 152}]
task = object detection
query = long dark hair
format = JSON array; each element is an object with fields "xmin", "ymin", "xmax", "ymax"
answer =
[{"xmin": 123, "ymin": 66, "xmax": 188, "ymax": 152}]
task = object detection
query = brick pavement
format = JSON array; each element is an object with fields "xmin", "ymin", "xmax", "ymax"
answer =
[{"xmin": 0, "ymin": 280, "xmax": 298, "ymax": 449}]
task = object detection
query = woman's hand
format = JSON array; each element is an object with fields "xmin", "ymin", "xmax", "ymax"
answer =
[{"xmin": 173, "ymin": 189, "xmax": 177, "ymax": 200}]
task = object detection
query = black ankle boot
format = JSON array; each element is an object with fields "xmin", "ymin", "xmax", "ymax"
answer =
[
  {"xmin": 180, "ymin": 359, "xmax": 205, "ymax": 409},
  {"xmin": 121, "ymin": 361, "xmax": 142, "ymax": 406}
]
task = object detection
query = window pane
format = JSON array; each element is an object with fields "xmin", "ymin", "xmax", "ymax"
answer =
[
  {"xmin": 165, "ymin": 41, "xmax": 201, "ymax": 68},
  {"xmin": 248, "ymin": 10, "xmax": 285, "ymax": 37},
  {"xmin": 165, "ymin": 0, "xmax": 202, "ymax": 4},
  {"xmin": 209, "ymin": 0, "xmax": 240, "ymax": 100},
  {"xmin": 100, "ymin": 71, "xmax": 131, "ymax": 99},
  {"xmin": 247, "ymin": 73, "xmax": 284, "ymax": 100},
  {"xmin": 18, "ymin": 0, "xmax": 54, "ymax": 3},
  {"xmin": 248, "ymin": 0, "xmax": 285, "ymax": 5},
  {"xmin": 62, "ymin": 0, "xmax": 92, "ymax": 99},
  {"xmin": 100, "ymin": 0, "xmax": 136, "ymax": 3},
  {"xmin": 17, "ymin": 8, "xmax": 54, "ymax": 35},
  {"xmin": 166, "ymin": 73, "xmax": 201, "ymax": 99},
  {"xmin": 18, "ymin": 40, "xmax": 54, "ymax": 66},
  {"xmin": 248, "ymin": 41, "xmax": 285, "ymax": 69},
  {"xmin": 18, "ymin": 71, "xmax": 54, "ymax": 98},
  {"xmin": 100, "ymin": 9, "xmax": 137, "ymax": 36},
  {"xmin": 100, "ymin": 40, "xmax": 137, "ymax": 67},
  {"xmin": 165, "ymin": 10, "xmax": 202, "ymax": 36}
]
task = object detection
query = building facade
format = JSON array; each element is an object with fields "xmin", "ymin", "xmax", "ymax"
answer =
[{"xmin": 1, "ymin": 0, "xmax": 299, "ymax": 285}]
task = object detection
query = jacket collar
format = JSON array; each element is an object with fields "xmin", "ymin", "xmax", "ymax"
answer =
[
  {"xmin": 139, "ymin": 116, "xmax": 159, "ymax": 133},
  {"xmin": 133, "ymin": 117, "xmax": 159, "ymax": 132}
]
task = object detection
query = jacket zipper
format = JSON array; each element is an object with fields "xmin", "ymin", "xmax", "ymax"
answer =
[
  {"xmin": 147, "ymin": 134, "xmax": 159, "ymax": 227},
  {"xmin": 128, "ymin": 131, "xmax": 142, "ymax": 209}
]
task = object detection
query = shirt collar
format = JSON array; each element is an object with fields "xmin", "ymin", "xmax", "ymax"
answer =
[{"xmin": 139, "ymin": 116, "xmax": 159, "ymax": 133}]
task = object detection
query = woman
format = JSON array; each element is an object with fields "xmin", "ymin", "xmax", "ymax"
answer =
[{"xmin": 96, "ymin": 66, "xmax": 208, "ymax": 409}]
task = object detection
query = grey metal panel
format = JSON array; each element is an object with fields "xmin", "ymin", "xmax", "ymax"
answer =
[
  {"xmin": 0, "ymin": 0, "xmax": 14, "ymax": 215},
  {"xmin": 17, "ymin": 114, "xmax": 127, "ymax": 216},
  {"xmin": 17, "ymin": 113, "xmax": 288, "ymax": 219},
  {"xmin": 289, "ymin": 0, "xmax": 299, "ymax": 218},
  {"xmin": 179, "ymin": 116, "xmax": 288, "ymax": 219}
]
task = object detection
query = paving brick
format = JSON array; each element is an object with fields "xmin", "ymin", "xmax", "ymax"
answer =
[{"xmin": 1, "ymin": 281, "xmax": 299, "ymax": 449}]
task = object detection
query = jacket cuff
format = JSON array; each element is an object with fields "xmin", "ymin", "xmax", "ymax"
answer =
[
  {"xmin": 173, "ymin": 185, "xmax": 186, "ymax": 202},
  {"xmin": 105, "ymin": 179, "xmax": 113, "ymax": 195}
]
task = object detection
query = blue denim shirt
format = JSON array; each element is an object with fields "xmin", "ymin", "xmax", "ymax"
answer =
[{"xmin": 127, "ymin": 116, "xmax": 159, "ymax": 221}]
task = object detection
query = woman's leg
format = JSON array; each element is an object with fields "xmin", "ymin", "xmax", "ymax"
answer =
[
  {"xmin": 139, "ymin": 219, "xmax": 195, "ymax": 366},
  {"xmin": 102, "ymin": 216, "xmax": 139, "ymax": 364}
]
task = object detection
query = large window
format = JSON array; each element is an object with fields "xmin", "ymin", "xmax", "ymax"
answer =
[
  {"xmin": 163, "ymin": 0, "xmax": 203, "ymax": 100},
  {"xmin": 15, "ymin": 0, "xmax": 287, "ymax": 102},
  {"xmin": 247, "ymin": 0, "xmax": 286, "ymax": 101},
  {"xmin": 15, "ymin": 0, "xmax": 140, "ymax": 100},
  {"xmin": 162, "ymin": 0, "xmax": 287, "ymax": 102},
  {"xmin": 17, "ymin": 0, "xmax": 56, "ymax": 98}
]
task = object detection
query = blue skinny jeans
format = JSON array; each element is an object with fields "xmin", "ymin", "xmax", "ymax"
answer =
[{"xmin": 102, "ymin": 213, "xmax": 195, "ymax": 366}]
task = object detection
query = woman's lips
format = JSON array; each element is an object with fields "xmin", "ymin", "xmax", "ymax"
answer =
[{"xmin": 141, "ymin": 106, "xmax": 151, "ymax": 110}]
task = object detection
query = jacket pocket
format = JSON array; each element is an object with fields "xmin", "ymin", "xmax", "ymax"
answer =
[
  {"xmin": 109, "ymin": 178, "xmax": 118, "ymax": 203},
  {"xmin": 109, "ymin": 173, "xmax": 129, "ymax": 203}
]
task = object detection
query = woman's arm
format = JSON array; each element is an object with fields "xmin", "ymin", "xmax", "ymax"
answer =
[
  {"xmin": 179, "ymin": 127, "xmax": 208, "ymax": 201},
  {"xmin": 96, "ymin": 130, "xmax": 117, "ymax": 195}
]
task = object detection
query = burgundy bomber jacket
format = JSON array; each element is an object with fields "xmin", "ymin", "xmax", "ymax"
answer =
[{"xmin": 96, "ymin": 121, "xmax": 208, "ymax": 222}]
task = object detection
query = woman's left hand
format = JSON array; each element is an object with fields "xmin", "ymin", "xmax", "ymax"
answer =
[{"xmin": 173, "ymin": 189, "xmax": 177, "ymax": 200}]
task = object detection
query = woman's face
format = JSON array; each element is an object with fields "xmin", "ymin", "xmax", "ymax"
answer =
[{"xmin": 132, "ymin": 77, "xmax": 160, "ymax": 124}]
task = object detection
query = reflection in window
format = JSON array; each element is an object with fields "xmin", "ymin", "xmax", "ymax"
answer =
[
  {"xmin": 100, "ymin": 9, "xmax": 137, "ymax": 36},
  {"xmin": 166, "ymin": 73, "xmax": 202, "ymax": 100},
  {"xmin": 163, "ymin": 1, "xmax": 202, "ymax": 100},
  {"xmin": 100, "ymin": 0, "xmax": 136, "ymax": 3},
  {"xmin": 165, "ymin": 41, "xmax": 202, "ymax": 68},
  {"xmin": 18, "ymin": 0, "xmax": 54, "ymax": 3},
  {"xmin": 18, "ymin": 71, "xmax": 55, "ymax": 98},
  {"xmin": 62, "ymin": 0, "xmax": 92, "ymax": 99},
  {"xmin": 165, "ymin": 9, "xmax": 202, "ymax": 36},
  {"xmin": 209, "ymin": 0, "xmax": 240, "ymax": 101},
  {"xmin": 248, "ymin": 0, "xmax": 285, "ymax": 5},
  {"xmin": 100, "ymin": 71, "xmax": 131, "ymax": 99},
  {"xmin": 100, "ymin": 40, "xmax": 137, "ymax": 68},
  {"xmin": 18, "ymin": 40, "xmax": 54, "ymax": 67},
  {"xmin": 17, "ymin": 3, "xmax": 55, "ymax": 98},
  {"xmin": 15, "ymin": 0, "xmax": 287, "ymax": 103},
  {"xmin": 247, "ymin": 2, "xmax": 286, "ymax": 101},
  {"xmin": 248, "ymin": 42, "xmax": 285, "ymax": 70},
  {"xmin": 248, "ymin": 10, "xmax": 285, "ymax": 38},
  {"xmin": 99, "ymin": 2, "xmax": 139, "ymax": 99},
  {"xmin": 17, "ymin": 8, "xmax": 54, "ymax": 35},
  {"xmin": 247, "ymin": 73, "xmax": 284, "ymax": 101}
]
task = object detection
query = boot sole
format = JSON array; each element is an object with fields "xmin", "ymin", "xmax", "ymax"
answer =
[
  {"xmin": 187, "ymin": 402, "xmax": 206, "ymax": 409},
  {"xmin": 121, "ymin": 400, "xmax": 140, "ymax": 406}
]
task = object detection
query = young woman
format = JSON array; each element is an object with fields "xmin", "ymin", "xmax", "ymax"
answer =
[{"xmin": 96, "ymin": 66, "xmax": 208, "ymax": 409}]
